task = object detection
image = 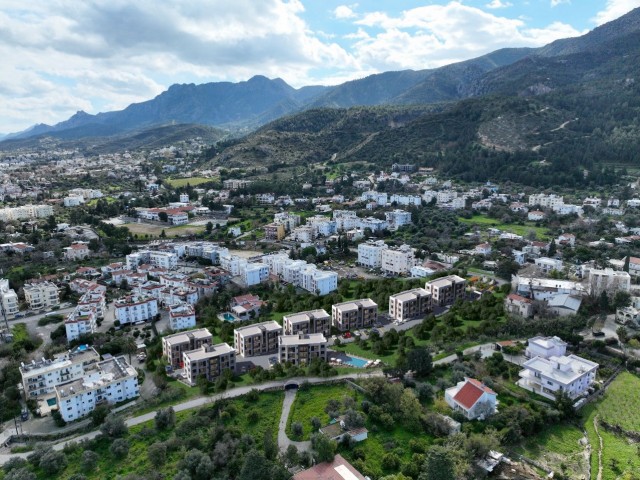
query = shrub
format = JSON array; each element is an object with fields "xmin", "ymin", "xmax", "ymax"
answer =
[
  {"xmin": 291, "ymin": 422, "xmax": 303, "ymax": 438},
  {"xmin": 81, "ymin": 451, "xmax": 99, "ymax": 472},
  {"xmin": 100, "ymin": 414, "xmax": 127, "ymax": 438},
  {"xmin": 154, "ymin": 407, "xmax": 176, "ymax": 430},
  {"xmin": 109, "ymin": 438, "xmax": 130, "ymax": 459},
  {"xmin": 148, "ymin": 442, "xmax": 167, "ymax": 466}
]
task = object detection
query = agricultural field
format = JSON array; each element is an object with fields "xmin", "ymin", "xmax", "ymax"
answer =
[
  {"xmin": 165, "ymin": 176, "xmax": 214, "ymax": 188},
  {"xmin": 123, "ymin": 222, "xmax": 205, "ymax": 238},
  {"xmin": 458, "ymin": 214, "xmax": 550, "ymax": 239}
]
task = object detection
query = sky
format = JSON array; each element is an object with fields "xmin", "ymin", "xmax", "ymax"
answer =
[{"xmin": 0, "ymin": 0, "xmax": 639, "ymax": 134}]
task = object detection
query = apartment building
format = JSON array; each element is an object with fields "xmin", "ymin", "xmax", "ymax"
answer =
[
  {"xmin": 424, "ymin": 275, "xmax": 467, "ymax": 307},
  {"xmin": 242, "ymin": 262, "xmax": 270, "ymax": 286},
  {"xmin": 55, "ymin": 356, "xmax": 139, "ymax": 422},
  {"xmin": 357, "ymin": 240, "xmax": 388, "ymax": 268},
  {"xmin": 126, "ymin": 250, "xmax": 178, "ymax": 270},
  {"xmin": 183, "ymin": 343, "xmax": 236, "ymax": 385},
  {"xmin": 0, "ymin": 204, "xmax": 53, "ymax": 222},
  {"xmin": 233, "ymin": 321, "xmax": 283, "ymax": 357},
  {"xmin": 332, "ymin": 299, "xmax": 378, "ymax": 332},
  {"xmin": 587, "ymin": 268, "xmax": 631, "ymax": 296},
  {"xmin": 162, "ymin": 328, "xmax": 213, "ymax": 369},
  {"xmin": 273, "ymin": 212, "xmax": 301, "ymax": 232},
  {"xmin": 264, "ymin": 223, "xmax": 285, "ymax": 240},
  {"xmin": 284, "ymin": 309, "xmax": 331, "ymax": 336},
  {"xmin": 385, "ymin": 210, "xmax": 412, "ymax": 230},
  {"xmin": 20, "ymin": 346, "xmax": 100, "ymax": 398},
  {"xmin": 23, "ymin": 282, "xmax": 60, "ymax": 311},
  {"xmin": 505, "ymin": 294, "xmax": 533, "ymax": 318},
  {"xmin": 300, "ymin": 265, "xmax": 338, "ymax": 296},
  {"xmin": 279, "ymin": 333, "xmax": 327, "ymax": 366},
  {"xmin": 0, "ymin": 279, "xmax": 19, "ymax": 319},
  {"xmin": 65, "ymin": 304, "xmax": 99, "ymax": 342},
  {"xmin": 380, "ymin": 245, "xmax": 416, "ymax": 275},
  {"xmin": 168, "ymin": 303, "xmax": 196, "ymax": 331},
  {"xmin": 388, "ymin": 288, "xmax": 431, "ymax": 322},
  {"xmin": 528, "ymin": 194, "xmax": 564, "ymax": 209},
  {"xmin": 114, "ymin": 295, "xmax": 159, "ymax": 325}
]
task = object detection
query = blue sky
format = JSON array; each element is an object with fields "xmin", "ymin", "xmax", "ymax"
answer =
[{"xmin": 0, "ymin": 0, "xmax": 638, "ymax": 133}]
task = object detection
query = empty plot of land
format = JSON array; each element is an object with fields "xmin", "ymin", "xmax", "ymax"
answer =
[{"xmin": 124, "ymin": 222, "xmax": 205, "ymax": 238}]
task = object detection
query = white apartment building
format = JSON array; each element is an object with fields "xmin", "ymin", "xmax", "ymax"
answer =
[
  {"xmin": 525, "ymin": 336, "xmax": 567, "ymax": 359},
  {"xmin": 528, "ymin": 194, "xmax": 564, "ymax": 209},
  {"xmin": 21, "ymin": 346, "xmax": 101, "ymax": 398},
  {"xmin": 385, "ymin": 210, "xmax": 412, "ymax": 230},
  {"xmin": 169, "ymin": 303, "xmax": 196, "ymax": 331},
  {"xmin": 219, "ymin": 252, "xmax": 243, "ymax": 276},
  {"xmin": 425, "ymin": 275, "xmax": 467, "ymax": 307},
  {"xmin": 361, "ymin": 191, "xmax": 388, "ymax": 205},
  {"xmin": 68, "ymin": 188, "xmax": 103, "ymax": 200},
  {"xmin": 183, "ymin": 343, "xmax": 235, "ymax": 385},
  {"xmin": 388, "ymin": 288, "xmax": 432, "ymax": 322},
  {"xmin": 518, "ymin": 354, "xmax": 598, "ymax": 400},
  {"xmin": 0, "ymin": 204, "xmax": 53, "ymax": 222},
  {"xmin": 279, "ymin": 333, "xmax": 327, "ymax": 365},
  {"xmin": 0, "ymin": 279, "xmax": 19, "ymax": 319},
  {"xmin": 359, "ymin": 217, "xmax": 388, "ymax": 233},
  {"xmin": 233, "ymin": 321, "xmax": 283, "ymax": 357},
  {"xmin": 273, "ymin": 212, "xmax": 302, "ymax": 232},
  {"xmin": 587, "ymin": 268, "xmax": 631, "ymax": 296},
  {"xmin": 306, "ymin": 216, "xmax": 337, "ymax": 237},
  {"xmin": 535, "ymin": 257, "xmax": 564, "ymax": 274},
  {"xmin": 242, "ymin": 262, "xmax": 270, "ymax": 286},
  {"xmin": 284, "ymin": 309, "xmax": 331, "ymax": 336},
  {"xmin": 389, "ymin": 194, "xmax": 422, "ymax": 206},
  {"xmin": 333, "ymin": 210, "xmax": 360, "ymax": 231},
  {"xmin": 23, "ymin": 282, "xmax": 60, "ymax": 311},
  {"xmin": 126, "ymin": 250, "xmax": 178, "ymax": 270},
  {"xmin": 357, "ymin": 240, "xmax": 388, "ymax": 268},
  {"xmin": 114, "ymin": 295, "xmax": 159, "ymax": 325},
  {"xmin": 63, "ymin": 195, "xmax": 84, "ymax": 207},
  {"xmin": 332, "ymin": 299, "xmax": 378, "ymax": 331},
  {"xmin": 56, "ymin": 356, "xmax": 139, "ymax": 422},
  {"xmin": 300, "ymin": 265, "xmax": 338, "ymax": 295},
  {"xmin": 65, "ymin": 305, "xmax": 99, "ymax": 342},
  {"xmin": 381, "ymin": 244, "xmax": 416, "ymax": 275},
  {"xmin": 162, "ymin": 328, "xmax": 213, "ymax": 369},
  {"xmin": 292, "ymin": 226, "xmax": 315, "ymax": 243}
]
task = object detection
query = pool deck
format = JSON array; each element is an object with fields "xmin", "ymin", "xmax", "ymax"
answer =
[{"xmin": 328, "ymin": 352, "xmax": 374, "ymax": 368}]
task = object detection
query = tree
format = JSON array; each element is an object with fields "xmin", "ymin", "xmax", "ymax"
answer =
[
  {"xmin": 90, "ymin": 404, "xmax": 109, "ymax": 426},
  {"xmin": 160, "ymin": 229, "xmax": 167, "ymax": 238},
  {"xmin": 206, "ymin": 221, "xmax": 214, "ymax": 234},
  {"xmin": 616, "ymin": 326, "xmax": 629, "ymax": 344},
  {"xmin": 496, "ymin": 259, "xmax": 521, "ymax": 280},
  {"xmin": 263, "ymin": 428, "xmax": 278, "ymax": 461},
  {"xmin": 100, "ymin": 414, "xmax": 127, "ymax": 438},
  {"xmin": 154, "ymin": 407, "xmax": 176, "ymax": 430},
  {"xmin": 311, "ymin": 433, "xmax": 337, "ymax": 463},
  {"xmin": 613, "ymin": 291, "xmax": 631, "ymax": 310},
  {"xmin": 39, "ymin": 449, "xmax": 67, "ymax": 475},
  {"xmin": 4, "ymin": 468, "xmax": 37, "ymax": 480},
  {"xmin": 81, "ymin": 451, "xmax": 99, "ymax": 472},
  {"xmin": 548, "ymin": 239, "xmax": 557, "ymax": 257},
  {"xmin": 554, "ymin": 390, "xmax": 576, "ymax": 420},
  {"xmin": 148, "ymin": 442, "xmax": 167, "ymax": 466},
  {"xmin": 109, "ymin": 438, "xmax": 130, "ymax": 458},
  {"xmin": 239, "ymin": 451, "xmax": 272, "ymax": 480},
  {"xmin": 283, "ymin": 444, "xmax": 299, "ymax": 467},
  {"xmin": 407, "ymin": 347, "xmax": 433, "ymax": 377},
  {"xmin": 418, "ymin": 446, "xmax": 456, "ymax": 480},
  {"xmin": 623, "ymin": 255, "xmax": 630, "ymax": 273},
  {"xmin": 291, "ymin": 422, "xmax": 303, "ymax": 438},
  {"xmin": 311, "ymin": 417, "xmax": 321, "ymax": 431},
  {"xmin": 158, "ymin": 212, "xmax": 168, "ymax": 223},
  {"xmin": 344, "ymin": 409, "xmax": 365, "ymax": 429}
]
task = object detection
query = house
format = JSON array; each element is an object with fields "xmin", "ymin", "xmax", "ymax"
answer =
[
  {"xmin": 319, "ymin": 417, "xmax": 368, "ymax": 443},
  {"xmin": 547, "ymin": 294, "xmax": 582, "ymax": 316},
  {"xmin": 168, "ymin": 303, "xmax": 196, "ymax": 331},
  {"xmin": 557, "ymin": 233, "xmax": 576, "ymax": 247},
  {"xmin": 505, "ymin": 293, "xmax": 533, "ymax": 318},
  {"xmin": 293, "ymin": 454, "xmax": 367, "ymax": 480},
  {"xmin": 525, "ymin": 336, "xmax": 567, "ymax": 358},
  {"xmin": 445, "ymin": 377, "xmax": 498, "ymax": 420},
  {"xmin": 626, "ymin": 256, "xmax": 640, "ymax": 277},
  {"xmin": 518, "ymin": 354, "xmax": 598, "ymax": 400},
  {"xmin": 475, "ymin": 243, "xmax": 492, "ymax": 256},
  {"xmin": 534, "ymin": 257, "xmax": 563, "ymax": 274},
  {"xmin": 229, "ymin": 294, "xmax": 265, "ymax": 320},
  {"xmin": 63, "ymin": 242, "xmax": 90, "ymax": 261},
  {"xmin": 528, "ymin": 210, "xmax": 546, "ymax": 221}
]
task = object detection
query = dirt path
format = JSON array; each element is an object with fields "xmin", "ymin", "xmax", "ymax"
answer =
[{"xmin": 593, "ymin": 415, "xmax": 603, "ymax": 480}]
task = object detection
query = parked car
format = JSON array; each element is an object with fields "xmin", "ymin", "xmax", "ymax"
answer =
[{"xmin": 592, "ymin": 330, "xmax": 605, "ymax": 337}]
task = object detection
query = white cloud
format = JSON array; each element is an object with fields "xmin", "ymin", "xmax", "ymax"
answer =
[
  {"xmin": 593, "ymin": 0, "xmax": 640, "ymax": 25},
  {"xmin": 550, "ymin": 0, "xmax": 570, "ymax": 7},
  {"xmin": 485, "ymin": 0, "xmax": 513, "ymax": 9},
  {"xmin": 334, "ymin": 4, "xmax": 358, "ymax": 19}
]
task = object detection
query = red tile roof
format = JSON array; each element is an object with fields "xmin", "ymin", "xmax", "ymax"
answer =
[
  {"xmin": 453, "ymin": 378, "xmax": 495, "ymax": 410},
  {"xmin": 507, "ymin": 293, "xmax": 532, "ymax": 304}
]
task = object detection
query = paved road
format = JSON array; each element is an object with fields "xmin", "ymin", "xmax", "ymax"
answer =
[
  {"xmin": 0, "ymin": 372, "xmax": 383, "ymax": 465},
  {"xmin": 277, "ymin": 389, "xmax": 311, "ymax": 452}
]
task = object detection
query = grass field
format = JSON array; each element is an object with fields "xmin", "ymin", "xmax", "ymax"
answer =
[
  {"xmin": 165, "ymin": 176, "xmax": 214, "ymax": 188},
  {"xmin": 458, "ymin": 215, "xmax": 550, "ymax": 239},
  {"xmin": 11, "ymin": 323, "xmax": 29, "ymax": 342},
  {"xmin": 124, "ymin": 222, "xmax": 206, "ymax": 238},
  {"xmin": 286, "ymin": 383, "xmax": 358, "ymax": 440},
  {"xmin": 589, "ymin": 371, "xmax": 640, "ymax": 432}
]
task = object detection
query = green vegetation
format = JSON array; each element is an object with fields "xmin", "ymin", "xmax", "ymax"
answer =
[
  {"xmin": 165, "ymin": 176, "xmax": 214, "ymax": 188},
  {"xmin": 588, "ymin": 371, "xmax": 640, "ymax": 432},
  {"xmin": 458, "ymin": 214, "xmax": 550, "ymax": 239}
]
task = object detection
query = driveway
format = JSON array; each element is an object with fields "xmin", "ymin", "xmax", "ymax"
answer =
[{"xmin": 277, "ymin": 389, "xmax": 311, "ymax": 452}]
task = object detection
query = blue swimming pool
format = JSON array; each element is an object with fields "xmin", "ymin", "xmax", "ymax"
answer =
[
  {"xmin": 343, "ymin": 356, "xmax": 368, "ymax": 368},
  {"xmin": 222, "ymin": 313, "xmax": 236, "ymax": 322}
]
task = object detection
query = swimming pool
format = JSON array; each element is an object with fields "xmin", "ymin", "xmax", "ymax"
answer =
[
  {"xmin": 342, "ymin": 356, "xmax": 368, "ymax": 368},
  {"xmin": 222, "ymin": 313, "xmax": 236, "ymax": 322}
]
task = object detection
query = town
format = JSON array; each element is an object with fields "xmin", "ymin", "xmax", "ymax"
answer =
[{"xmin": 0, "ymin": 139, "xmax": 639, "ymax": 480}]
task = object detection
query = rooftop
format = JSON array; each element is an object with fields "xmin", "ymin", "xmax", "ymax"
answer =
[
  {"xmin": 522, "ymin": 354, "xmax": 599, "ymax": 385},
  {"xmin": 280, "ymin": 333, "xmax": 327, "ymax": 346},
  {"xmin": 234, "ymin": 320, "xmax": 282, "ymax": 336},
  {"xmin": 183, "ymin": 343, "xmax": 234, "ymax": 361},
  {"xmin": 163, "ymin": 328, "xmax": 212, "ymax": 346},
  {"xmin": 293, "ymin": 454, "xmax": 366, "ymax": 480}
]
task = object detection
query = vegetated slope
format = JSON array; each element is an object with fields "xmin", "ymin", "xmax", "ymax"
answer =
[{"xmin": 0, "ymin": 124, "xmax": 225, "ymax": 154}]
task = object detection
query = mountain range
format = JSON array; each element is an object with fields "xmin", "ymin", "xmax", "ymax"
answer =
[{"xmin": 3, "ymin": 7, "xmax": 640, "ymax": 184}]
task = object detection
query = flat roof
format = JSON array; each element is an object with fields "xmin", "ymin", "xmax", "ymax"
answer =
[
  {"xmin": 285, "ymin": 309, "xmax": 330, "ymax": 323},
  {"xmin": 163, "ymin": 328, "xmax": 212, "ymax": 346},
  {"xmin": 183, "ymin": 343, "xmax": 234, "ymax": 361},
  {"xmin": 280, "ymin": 333, "xmax": 327, "ymax": 346},
  {"xmin": 523, "ymin": 354, "xmax": 598, "ymax": 385},
  {"xmin": 390, "ymin": 288, "xmax": 429, "ymax": 301},
  {"xmin": 234, "ymin": 321, "xmax": 282, "ymax": 336},
  {"xmin": 333, "ymin": 299, "xmax": 377, "ymax": 311},
  {"xmin": 293, "ymin": 454, "xmax": 366, "ymax": 480}
]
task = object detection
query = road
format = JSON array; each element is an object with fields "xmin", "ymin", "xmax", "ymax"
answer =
[{"xmin": 277, "ymin": 389, "xmax": 311, "ymax": 452}]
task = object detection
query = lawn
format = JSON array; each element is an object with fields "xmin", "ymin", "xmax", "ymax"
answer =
[
  {"xmin": 124, "ymin": 222, "xmax": 206, "ymax": 238},
  {"xmin": 458, "ymin": 215, "xmax": 549, "ymax": 239},
  {"xmin": 286, "ymin": 383, "xmax": 359, "ymax": 440},
  {"xmin": 589, "ymin": 371, "xmax": 640, "ymax": 432},
  {"xmin": 165, "ymin": 176, "xmax": 214, "ymax": 188},
  {"xmin": 11, "ymin": 323, "xmax": 29, "ymax": 342}
]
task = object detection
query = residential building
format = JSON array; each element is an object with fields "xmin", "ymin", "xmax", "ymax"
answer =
[
  {"xmin": 357, "ymin": 240, "xmax": 388, "ymax": 268},
  {"xmin": 380, "ymin": 244, "xmax": 416, "ymax": 275},
  {"xmin": 388, "ymin": 288, "xmax": 431, "ymax": 322},
  {"xmin": 126, "ymin": 250, "xmax": 178, "ymax": 270},
  {"xmin": 0, "ymin": 204, "xmax": 53, "ymax": 222},
  {"xmin": 183, "ymin": 343, "xmax": 235, "ymax": 385},
  {"xmin": 300, "ymin": 265, "xmax": 338, "ymax": 295},
  {"xmin": 319, "ymin": 417, "xmax": 368, "ymax": 443},
  {"xmin": 230, "ymin": 294, "xmax": 265, "ymax": 320},
  {"xmin": 445, "ymin": 377, "xmax": 498, "ymax": 420},
  {"xmin": 273, "ymin": 212, "xmax": 301, "ymax": 232},
  {"xmin": 242, "ymin": 262, "xmax": 270, "ymax": 286},
  {"xmin": 284, "ymin": 309, "xmax": 331, "ymax": 336},
  {"xmin": 279, "ymin": 333, "xmax": 327, "ymax": 365},
  {"xmin": 23, "ymin": 282, "xmax": 60, "ymax": 311},
  {"xmin": 162, "ymin": 328, "xmax": 213, "ymax": 369},
  {"xmin": 587, "ymin": 268, "xmax": 631, "ymax": 296},
  {"xmin": 0, "ymin": 279, "xmax": 19, "ymax": 319},
  {"xmin": 63, "ymin": 242, "xmax": 90, "ymax": 261},
  {"xmin": 233, "ymin": 321, "xmax": 283, "ymax": 357},
  {"xmin": 332, "ymin": 299, "xmax": 378, "ymax": 331},
  {"xmin": 55, "ymin": 356, "xmax": 139, "ymax": 422},
  {"xmin": 505, "ymin": 294, "xmax": 533, "ymax": 318},
  {"xmin": 293, "ymin": 454, "xmax": 367, "ymax": 480},
  {"xmin": 548, "ymin": 294, "xmax": 583, "ymax": 316},
  {"xmin": 264, "ymin": 223, "xmax": 285, "ymax": 240},
  {"xmin": 114, "ymin": 295, "xmax": 159, "ymax": 325},
  {"xmin": 169, "ymin": 303, "xmax": 196, "ymax": 331},
  {"xmin": 20, "ymin": 346, "xmax": 101, "ymax": 398},
  {"xmin": 528, "ymin": 194, "xmax": 564, "ymax": 209},
  {"xmin": 475, "ymin": 243, "xmax": 492, "ymax": 256},
  {"xmin": 535, "ymin": 257, "xmax": 563, "ymax": 274},
  {"xmin": 425, "ymin": 275, "xmax": 467, "ymax": 307},
  {"xmin": 65, "ymin": 304, "xmax": 99, "ymax": 342},
  {"xmin": 626, "ymin": 256, "xmax": 640, "ymax": 277},
  {"xmin": 525, "ymin": 336, "xmax": 567, "ymax": 358},
  {"xmin": 518, "ymin": 354, "xmax": 598, "ymax": 400},
  {"xmin": 528, "ymin": 210, "xmax": 546, "ymax": 221},
  {"xmin": 557, "ymin": 233, "xmax": 576, "ymax": 247},
  {"xmin": 385, "ymin": 210, "xmax": 412, "ymax": 230}
]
